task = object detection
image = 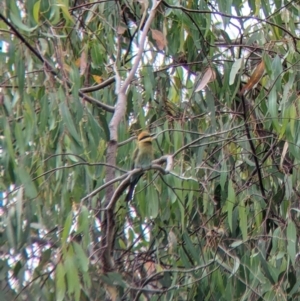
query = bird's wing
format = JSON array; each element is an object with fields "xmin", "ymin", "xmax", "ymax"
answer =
[{"xmin": 131, "ymin": 147, "xmax": 139, "ymax": 169}]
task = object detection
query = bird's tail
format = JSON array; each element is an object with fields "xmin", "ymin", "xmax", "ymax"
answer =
[
  {"xmin": 125, "ymin": 174, "xmax": 143, "ymax": 202},
  {"xmin": 125, "ymin": 183, "xmax": 135, "ymax": 202}
]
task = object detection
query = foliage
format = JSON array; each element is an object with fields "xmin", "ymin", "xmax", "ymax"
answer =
[{"xmin": 1, "ymin": 0, "xmax": 300, "ymax": 300}]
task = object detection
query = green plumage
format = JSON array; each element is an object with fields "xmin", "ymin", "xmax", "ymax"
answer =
[{"xmin": 125, "ymin": 132, "xmax": 154, "ymax": 201}]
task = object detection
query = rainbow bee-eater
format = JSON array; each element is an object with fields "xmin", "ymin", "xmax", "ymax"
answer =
[{"xmin": 126, "ymin": 131, "xmax": 154, "ymax": 201}]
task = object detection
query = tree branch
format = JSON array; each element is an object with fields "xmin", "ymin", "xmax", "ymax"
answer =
[
  {"xmin": 101, "ymin": 0, "xmax": 161, "ymax": 275},
  {"xmin": 109, "ymin": 0, "xmax": 160, "ymax": 142}
]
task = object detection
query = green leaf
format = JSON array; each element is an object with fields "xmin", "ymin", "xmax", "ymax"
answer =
[
  {"xmin": 17, "ymin": 167, "xmax": 38, "ymax": 199},
  {"xmin": 64, "ymin": 246, "xmax": 80, "ymax": 298},
  {"xmin": 230, "ymin": 240, "xmax": 243, "ymax": 248},
  {"xmin": 56, "ymin": 1, "xmax": 74, "ymax": 24},
  {"xmin": 142, "ymin": 66, "xmax": 154, "ymax": 101},
  {"xmin": 182, "ymin": 232, "xmax": 199, "ymax": 263},
  {"xmin": 77, "ymin": 206, "xmax": 89, "ymax": 234},
  {"xmin": 4, "ymin": 122, "xmax": 15, "ymax": 163},
  {"xmin": 226, "ymin": 180, "xmax": 235, "ymax": 233},
  {"xmin": 14, "ymin": 123, "xmax": 25, "ymax": 155},
  {"xmin": 179, "ymin": 247, "xmax": 192, "ymax": 268},
  {"xmin": 61, "ymin": 212, "xmax": 72, "ymax": 244},
  {"xmin": 48, "ymin": 4, "xmax": 61, "ymax": 25},
  {"xmin": 107, "ymin": 272, "xmax": 126, "ymax": 288},
  {"xmin": 229, "ymin": 255, "xmax": 240, "ymax": 278},
  {"xmin": 90, "ymin": 43, "xmax": 104, "ymax": 67},
  {"xmin": 39, "ymin": 94, "xmax": 49, "ymax": 133},
  {"xmin": 73, "ymin": 242, "xmax": 89, "ymax": 272},
  {"xmin": 289, "ymin": 277, "xmax": 300, "ymax": 296},
  {"xmin": 16, "ymin": 187, "xmax": 23, "ymax": 243},
  {"xmin": 56, "ymin": 263, "xmax": 66, "ymax": 301},
  {"xmin": 229, "ymin": 58, "xmax": 243, "ymax": 85},
  {"xmin": 254, "ymin": 197, "xmax": 263, "ymax": 229},
  {"xmin": 268, "ymin": 88, "xmax": 280, "ymax": 132},
  {"xmin": 220, "ymin": 159, "xmax": 227, "ymax": 191},
  {"xmin": 33, "ymin": 0, "xmax": 41, "ymax": 24},
  {"xmin": 6, "ymin": 209, "xmax": 16, "ymax": 249},
  {"xmin": 10, "ymin": 13, "xmax": 38, "ymax": 32},
  {"xmin": 97, "ymin": 111, "xmax": 109, "ymax": 141},
  {"xmin": 17, "ymin": 56, "xmax": 25, "ymax": 96},
  {"xmin": 238, "ymin": 200, "xmax": 247, "ymax": 240},
  {"xmin": 287, "ymin": 220, "xmax": 296, "ymax": 265},
  {"xmin": 70, "ymin": 66, "xmax": 80, "ymax": 102},
  {"xmin": 271, "ymin": 55, "xmax": 283, "ymax": 92},
  {"xmin": 59, "ymin": 102, "xmax": 81, "ymax": 144},
  {"xmin": 148, "ymin": 186, "xmax": 158, "ymax": 218},
  {"xmin": 207, "ymin": 90, "xmax": 216, "ymax": 130}
]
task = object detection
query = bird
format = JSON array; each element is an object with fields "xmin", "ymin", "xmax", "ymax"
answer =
[{"xmin": 125, "ymin": 131, "xmax": 154, "ymax": 202}]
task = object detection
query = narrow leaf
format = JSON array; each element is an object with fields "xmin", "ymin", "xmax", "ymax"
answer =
[
  {"xmin": 151, "ymin": 29, "xmax": 167, "ymax": 50},
  {"xmin": 59, "ymin": 102, "xmax": 81, "ymax": 144},
  {"xmin": 229, "ymin": 58, "xmax": 243, "ymax": 85},
  {"xmin": 195, "ymin": 67, "xmax": 216, "ymax": 92},
  {"xmin": 268, "ymin": 88, "xmax": 280, "ymax": 132},
  {"xmin": 279, "ymin": 141, "xmax": 289, "ymax": 171},
  {"xmin": 79, "ymin": 49, "xmax": 87, "ymax": 76},
  {"xmin": 240, "ymin": 60, "xmax": 265, "ymax": 95},
  {"xmin": 10, "ymin": 13, "xmax": 38, "ymax": 32},
  {"xmin": 56, "ymin": 263, "xmax": 66, "ymax": 301},
  {"xmin": 33, "ymin": 0, "xmax": 41, "ymax": 24},
  {"xmin": 77, "ymin": 206, "xmax": 89, "ymax": 234},
  {"xmin": 230, "ymin": 256, "xmax": 240, "ymax": 278},
  {"xmin": 287, "ymin": 220, "xmax": 296, "ymax": 265},
  {"xmin": 73, "ymin": 242, "xmax": 89, "ymax": 272},
  {"xmin": 17, "ymin": 167, "xmax": 38, "ymax": 199},
  {"xmin": 65, "ymin": 246, "xmax": 80, "ymax": 299},
  {"xmin": 56, "ymin": 2, "xmax": 74, "ymax": 24},
  {"xmin": 226, "ymin": 180, "xmax": 235, "ymax": 232},
  {"xmin": 61, "ymin": 212, "xmax": 72, "ymax": 244},
  {"xmin": 238, "ymin": 200, "xmax": 247, "ymax": 240}
]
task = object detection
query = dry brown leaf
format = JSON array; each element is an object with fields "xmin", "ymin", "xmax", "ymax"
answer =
[
  {"xmin": 80, "ymin": 50, "xmax": 87, "ymax": 76},
  {"xmin": 195, "ymin": 67, "xmax": 216, "ymax": 92},
  {"xmin": 240, "ymin": 60, "xmax": 265, "ymax": 95},
  {"xmin": 105, "ymin": 285, "xmax": 118, "ymax": 301},
  {"xmin": 62, "ymin": 63, "xmax": 71, "ymax": 73},
  {"xmin": 75, "ymin": 57, "xmax": 81, "ymax": 68},
  {"xmin": 137, "ymin": 0, "xmax": 147, "ymax": 13},
  {"xmin": 168, "ymin": 230, "xmax": 177, "ymax": 254},
  {"xmin": 280, "ymin": 141, "xmax": 289, "ymax": 171},
  {"xmin": 144, "ymin": 261, "xmax": 156, "ymax": 275},
  {"xmin": 117, "ymin": 26, "xmax": 127, "ymax": 35},
  {"xmin": 92, "ymin": 75, "xmax": 103, "ymax": 83},
  {"xmin": 151, "ymin": 29, "xmax": 167, "ymax": 50}
]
